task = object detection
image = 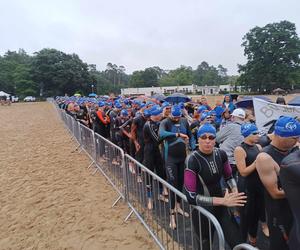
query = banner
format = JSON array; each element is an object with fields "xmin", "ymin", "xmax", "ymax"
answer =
[{"xmin": 253, "ymin": 98, "xmax": 300, "ymax": 134}]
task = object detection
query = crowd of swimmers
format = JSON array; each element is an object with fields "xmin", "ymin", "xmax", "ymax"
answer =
[{"xmin": 56, "ymin": 94, "xmax": 300, "ymax": 250}]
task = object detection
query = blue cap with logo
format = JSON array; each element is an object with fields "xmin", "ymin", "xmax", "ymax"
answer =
[
  {"xmin": 200, "ymin": 111, "xmax": 211, "ymax": 121},
  {"xmin": 114, "ymin": 102, "xmax": 122, "ymax": 109},
  {"xmin": 161, "ymin": 101, "xmax": 171, "ymax": 109},
  {"xmin": 143, "ymin": 109, "xmax": 151, "ymax": 118},
  {"xmin": 98, "ymin": 101, "xmax": 105, "ymax": 107},
  {"xmin": 171, "ymin": 105, "xmax": 182, "ymax": 117},
  {"xmin": 197, "ymin": 105, "xmax": 208, "ymax": 114},
  {"xmin": 241, "ymin": 123, "xmax": 259, "ymax": 138},
  {"xmin": 274, "ymin": 116, "xmax": 300, "ymax": 137},
  {"xmin": 149, "ymin": 105, "xmax": 163, "ymax": 116},
  {"xmin": 197, "ymin": 123, "xmax": 216, "ymax": 138},
  {"xmin": 121, "ymin": 109, "xmax": 128, "ymax": 117}
]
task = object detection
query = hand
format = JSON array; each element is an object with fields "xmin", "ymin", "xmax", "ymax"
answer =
[
  {"xmin": 135, "ymin": 141, "xmax": 141, "ymax": 152},
  {"xmin": 179, "ymin": 133, "xmax": 189, "ymax": 140},
  {"xmin": 222, "ymin": 189, "xmax": 247, "ymax": 207}
]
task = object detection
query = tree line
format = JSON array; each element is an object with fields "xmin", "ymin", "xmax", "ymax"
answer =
[{"xmin": 0, "ymin": 20, "xmax": 299, "ymax": 97}]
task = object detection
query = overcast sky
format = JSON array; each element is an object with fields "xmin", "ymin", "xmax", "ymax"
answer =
[{"xmin": 0, "ymin": 0, "xmax": 299, "ymax": 75}]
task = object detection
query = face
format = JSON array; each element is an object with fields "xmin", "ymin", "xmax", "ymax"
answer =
[
  {"xmin": 151, "ymin": 113, "xmax": 162, "ymax": 122},
  {"xmin": 248, "ymin": 131, "xmax": 260, "ymax": 143},
  {"xmin": 74, "ymin": 105, "xmax": 80, "ymax": 112},
  {"xmin": 223, "ymin": 110, "xmax": 231, "ymax": 119},
  {"xmin": 225, "ymin": 96, "xmax": 230, "ymax": 102},
  {"xmin": 198, "ymin": 133, "xmax": 216, "ymax": 153},
  {"xmin": 280, "ymin": 136, "xmax": 300, "ymax": 150},
  {"xmin": 171, "ymin": 116, "xmax": 180, "ymax": 123},
  {"xmin": 164, "ymin": 107, "xmax": 171, "ymax": 116},
  {"xmin": 201, "ymin": 97, "xmax": 207, "ymax": 105}
]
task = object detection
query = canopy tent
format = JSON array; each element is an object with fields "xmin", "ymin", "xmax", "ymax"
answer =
[
  {"xmin": 288, "ymin": 96, "xmax": 300, "ymax": 106},
  {"xmin": 0, "ymin": 91, "xmax": 10, "ymax": 97},
  {"xmin": 235, "ymin": 96, "xmax": 272, "ymax": 108},
  {"xmin": 165, "ymin": 93, "xmax": 191, "ymax": 104}
]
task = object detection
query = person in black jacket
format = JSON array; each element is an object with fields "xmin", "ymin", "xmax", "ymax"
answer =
[{"xmin": 143, "ymin": 105, "xmax": 168, "ymax": 210}]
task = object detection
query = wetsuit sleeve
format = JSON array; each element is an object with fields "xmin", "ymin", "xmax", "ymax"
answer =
[
  {"xmin": 184, "ymin": 153, "xmax": 213, "ymax": 206},
  {"xmin": 219, "ymin": 149, "xmax": 237, "ymax": 189},
  {"xmin": 143, "ymin": 122, "xmax": 151, "ymax": 143},
  {"xmin": 185, "ymin": 119, "xmax": 196, "ymax": 150},
  {"xmin": 184, "ymin": 154, "xmax": 200, "ymax": 205},
  {"xmin": 159, "ymin": 118, "xmax": 176, "ymax": 140}
]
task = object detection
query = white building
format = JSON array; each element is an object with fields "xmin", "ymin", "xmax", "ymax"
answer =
[
  {"xmin": 219, "ymin": 84, "xmax": 242, "ymax": 93},
  {"xmin": 121, "ymin": 84, "xmax": 222, "ymax": 96}
]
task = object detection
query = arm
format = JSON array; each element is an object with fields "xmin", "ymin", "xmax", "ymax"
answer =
[
  {"xmin": 184, "ymin": 153, "xmax": 246, "ymax": 207},
  {"xmin": 159, "ymin": 119, "xmax": 177, "ymax": 140},
  {"xmin": 256, "ymin": 153, "xmax": 285, "ymax": 199},
  {"xmin": 216, "ymin": 126, "xmax": 230, "ymax": 144},
  {"xmin": 234, "ymin": 146, "xmax": 256, "ymax": 177},
  {"xmin": 186, "ymin": 119, "xmax": 196, "ymax": 150}
]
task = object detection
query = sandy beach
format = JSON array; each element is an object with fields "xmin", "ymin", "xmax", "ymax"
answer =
[{"xmin": 0, "ymin": 102, "xmax": 157, "ymax": 250}]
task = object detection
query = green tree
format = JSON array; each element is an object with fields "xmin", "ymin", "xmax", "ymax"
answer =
[
  {"xmin": 31, "ymin": 49, "xmax": 90, "ymax": 96},
  {"xmin": 159, "ymin": 65, "xmax": 193, "ymax": 86},
  {"xmin": 238, "ymin": 20, "xmax": 300, "ymax": 93},
  {"xmin": 0, "ymin": 49, "xmax": 37, "ymax": 96}
]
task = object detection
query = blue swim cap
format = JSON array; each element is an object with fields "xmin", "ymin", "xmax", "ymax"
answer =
[
  {"xmin": 161, "ymin": 101, "xmax": 171, "ymax": 109},
  {"xmin": 200, "ymin": 111, "xmax": 211, "ymax": 121},
  {"xmin": 121, "ymin": 109, "xmax": 128, "ymax": 117},
  {"xmin": 171, "ymin": 105, "xmax": 182, "ymax": 117},
  {"xmin": 98, "ymin": 101, "xmax": 105, "ymax": 107},
  {"xmin": 149, "ymin": 105, "xmax": 163, "ymax": 116},
  {"xmin": 209, "ymin": 110, "xmax": 216, "ymax": 116},
  {"xmin": 274, "ymin": 116, "xmax": 300, "ymax": 138},
  {"xmin": 241, "ymin": 123, "xmax": 259, "ymax": 138},
  {"xmin": 197, "ymin": 123, "xmax": 216, "ymax": 138},
  {"xmin": 114, "ymin": 102, "xmax": 122, "ymax": 109},
  {"xmin": 197, "ymin": 105, "xmax": 208, "ymax": 114},
  {"xmin": 214, "ymin": 106, "xmax": 225, "ymax": 117},
  {"xmin": 143, "ymin": 109, "xmax": 151, "ymax": 118},
  {"xmin": 140, "ymin": 103, "xmax": 146, "ymax": 108}
]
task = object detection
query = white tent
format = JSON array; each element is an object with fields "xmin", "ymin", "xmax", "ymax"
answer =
[{"xmin": 0, "ymin": 91, "xmax": 10, "ymax": 97}]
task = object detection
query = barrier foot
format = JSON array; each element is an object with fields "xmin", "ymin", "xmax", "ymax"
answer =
[
  {"xmin": 72, "ymin": 144, "xmax": 81, "ymax": 153},
  {"xmin": 124, "ymin": 209, "xmax": 134, "ymax": 222},
  {"xmin": 112, "ymin": 195, "xmax": 122, "ymax": 208},
  {"xmin": 92, "ymin": 167, "xmax": 98, "ymax": 175},
  {"xmin": 87, "ymin": 161, "xmax": 95, "ymax": 169}
]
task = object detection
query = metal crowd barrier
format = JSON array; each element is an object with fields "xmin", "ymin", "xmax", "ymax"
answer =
[
  {"xmin": 123, "ymin": 154, "xmax": 225, "ymax": 250},
  {"xmin": 79, "ymin": 123, "xmax": 95, "ymax": 161},
  {"xmin": 53, "ymin": 105, "xmax": 229, "ymax": 250},
  {"xmin": 233, "ymin": 244, "xmax": 258, "ymax": 250},
  {"xmin": 94, "ymin": 133, "xmax": 126, "ymax": 206}
]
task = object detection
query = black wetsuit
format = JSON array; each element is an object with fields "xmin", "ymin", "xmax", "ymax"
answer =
[
  {"xmin": 239, "ymin": 142, "xmax": 265, "ymax": 240},
  {"xmin": 143, "ymin": 120, "xmax": 166, "ymax": 196},
  {"xmin": 75, "ymin": 108, "xmax": 90, "ymax": 127},
  {"xmin": 262, "ymin": 144, "xmax": 294, "ymax": 250},
  {"xmin": 159, "ymin": 117, "xmax": 194, "ymax": 209},
  {"xmin": 132, "ymin": 114, "xmax": 147, "ymax": 163},
  {"xmin": 184, "ymin": 149, "xmax": 242, "ymax": 250},
  {"xmin": 109, "ymin": 109, "xmax": 119, "ymax": 144},
  {"xmin": 258, "ymin": 134, "xmax": 272, "ymax": 148},
  {"xmin": 115, "ymin": 116, "xmax": 132, "ymax": 154},
  {"xmin": 280, "ymin": 150, "xmax": 300, "ymax": 250}
]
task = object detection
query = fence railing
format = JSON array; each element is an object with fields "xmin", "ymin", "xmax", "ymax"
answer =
[{"xmin": 52, "ymin": 104, "xmax": 256, "ymax": 250}]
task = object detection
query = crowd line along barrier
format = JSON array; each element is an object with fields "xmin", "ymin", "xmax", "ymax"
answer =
[{"xmin": 53, "ymin": 104, "xmax": 256, "ymax": 250}]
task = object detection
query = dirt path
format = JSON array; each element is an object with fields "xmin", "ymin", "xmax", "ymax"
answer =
[{"xmin": 0, "ymin": 102, "xmax": 157, "ymax": 250}]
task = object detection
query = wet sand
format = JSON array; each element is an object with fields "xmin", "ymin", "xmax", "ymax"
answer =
[{"xmin": 0, "ymin": 102, "xmax": 157, "ymax": 250}]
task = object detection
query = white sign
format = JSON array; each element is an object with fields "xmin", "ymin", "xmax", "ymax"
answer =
[{"xmin": 253, "ymin": 98, "xmax": 300, "ymax": 134}]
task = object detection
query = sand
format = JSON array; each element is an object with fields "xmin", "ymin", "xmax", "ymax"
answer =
[{"xmin": 0, "ymin": 102, "xmax": 157, "ymax": 250}]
